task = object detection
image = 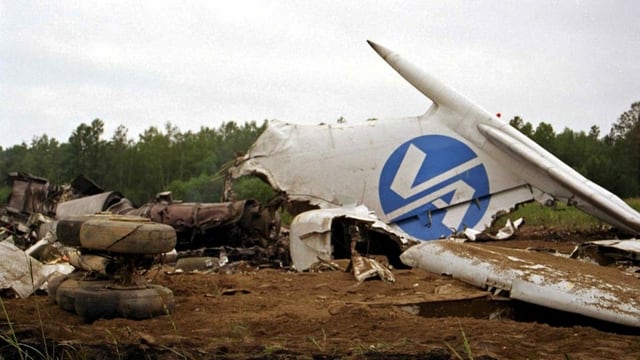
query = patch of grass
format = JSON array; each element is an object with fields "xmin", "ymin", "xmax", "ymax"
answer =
[
  {"xmin": 307, "ymin": 327, "xmax": 327, "ymax": 352},
  {"xmin": 625, "ymin": 198, "xmax": 640, "ymax": 211},
  {"xmin": 492, "ymin": 197, "xmax": 640, "ymax": 231},
  {"xmin": 230, "ymin": 321, "xmax": 249, "ymax": 340},
  {"xmin": 33, "ymin": 298, "xmax": 50, "ymax": 359},
  {"xmin": 492, "ymin": 201, "xmax": 607, "ymax": 230},
  {"xmin": 0, "ymin": 269, "xmax": 87, "ymax": 360},
  {"xmin": 445, "ymin": 327, "xmax": 474, "ymax": 360},
  {"xmin": 57, "ymin": 342, "xmax": 88, "ymax": 360},
  {"xmin": 262, "ymin": 343, "xmax": 284, "ymax": 355},
  {"xmin": 349, "ymin": 337, "xmax": 415, "ymax": 354},
  {"xmin": 164, "ymin": 305, "xmax": 188, "ymax": 359},
  {"xmin": 0, "ymin": 296, "xmax": 47, "ymax": 360},
  {"xmin": 105, "ymin": 329, "xmax": 121, "ymax": 360}
]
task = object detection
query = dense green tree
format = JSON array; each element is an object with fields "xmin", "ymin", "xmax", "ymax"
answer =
[
  {"xmin": 103, "ymin": 125, "xmax": 134, "ymax": 193},
  {"xmin": 531, "ymin": 122, "xmax": 556, "ymax": 154},
  {"xmin": 20, "ymin": 135, "xmax": 65, "ymax": 182},
  {"xmin": 606, "ymin": 102, "xmax": 640, "ymax": 197},
  {"xmin": 0, "ymin": 118, "xmax": 267, "ymax": 204},
  {"xmin": 67, "ymin": 119, "xmax": 106, "ymax": 181},
  {"xmin": 232, "ymin": 175, "xmax": 276, "ymax": 204},
  {"xmin": 509, "ymin": 116, "xmax": 533, "ymax": 137},
  {"xmin": 128, "ymin": 126, "xmax": 172, "ymax": 203},
  {"xmin": 1, "ymin": 143, "xmax": 29, "ymax": 176},
  {"xmin": 167, "ymin": 173, "xmax": 223, "ymax": 202}
]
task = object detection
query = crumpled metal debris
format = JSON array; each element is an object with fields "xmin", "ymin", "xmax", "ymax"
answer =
[
  {"xmin": 351, "ymin": 255, "xmax": 395, "ymax": 283},
  {"xmin": 570, "ymin": 239, "xmax": 640, "ymax": 277},
  {"xmin": 289, "ymin": 205, "xmax": 414, "ymax": 281},
  {"xmin": 571, "ymin": 239, "xmax": 640, "ymax": 264},
  {"xmin": 462, "ymin": 218, "xmax": 525, "ymax": 241},
  {"xmin": 0, "ymin": 240, "xmax": 73, "ymax": 298}
]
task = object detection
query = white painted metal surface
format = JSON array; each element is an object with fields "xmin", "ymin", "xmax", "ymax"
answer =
[{"xmin": 289, "ymin": 205, "xmax": 414, "ymax": 271}]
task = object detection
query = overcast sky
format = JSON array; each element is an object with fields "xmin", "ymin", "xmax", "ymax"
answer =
[{"xmin": 1, "ymin": 1, "xmax": 638, "ymax": 148}]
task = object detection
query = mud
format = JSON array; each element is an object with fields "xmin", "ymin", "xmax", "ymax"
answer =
[{"xmin": 1, "ymin": 229, "xmax": 639, "ymax": 359}]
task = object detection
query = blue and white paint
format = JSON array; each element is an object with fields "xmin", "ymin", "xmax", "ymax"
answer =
[{"xmin": 379, "ymin": 135, "xmax": 490, "ymax": 240}]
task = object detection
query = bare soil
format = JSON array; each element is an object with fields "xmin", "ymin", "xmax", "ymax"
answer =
[{"xmin": 1, "ymin": 227, "xmax": 639, "ymax": 359}]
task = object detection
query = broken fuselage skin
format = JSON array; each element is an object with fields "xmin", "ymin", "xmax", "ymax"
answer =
[{"xmin": 230, "ymin": 41, "xmax": 640, "ymax": 241}]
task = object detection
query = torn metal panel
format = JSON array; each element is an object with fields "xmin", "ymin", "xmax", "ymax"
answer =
[
  {"xmin": 0, "ymin": 241, "xmax": 74, "ymax": 298},
  {"xmin": 351, "ymin": 255, "xmax": 395, "ymax": 282},
  {"xmin": 289, "ymin": 205, "xmax": 417, "ymax": 272},
  {"xmin": 4, "ymin": 173, "xmax": 102, "ymax": 218},
  {"xmin": 463, "ymin": 218, "xmax": 524, "ymax": 241},
  {"xmin": 69, "ymin": 174, "xmax": 105, "ymax": 197},
  {"xmin": 5, "ymin": 172, "xmax": 59, "ymax": 216},
  {"xmin": 571, "ymin": 239, "xmax": 640, "ymax": 266},
  {"xmin": 400, "ymin": 241, "xmax": 640, "ymax": 327},
  {"xmin": 55, "ymin": 191, "xmax": 124, "ymax": 217},
  {"xmin": 229, "ymin": 41, "xmax": 640, "ymax": 240}
]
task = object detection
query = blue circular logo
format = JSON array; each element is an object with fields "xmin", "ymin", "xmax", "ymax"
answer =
[{"xmin": 378, "ymin": 135, "xmax": 490, "ymax": 240}]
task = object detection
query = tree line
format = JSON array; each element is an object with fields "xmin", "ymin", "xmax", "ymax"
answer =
[
  {"xmin": 1, "ymin": 101, "xmax": 639, "ymax": 205},
  {"xmin": 0, "ymin": 119, "xmax": 272, "ymax": 205},
  {"xmin": 509, "ymin": 101, "xmax": 640, "ymax": 198}
]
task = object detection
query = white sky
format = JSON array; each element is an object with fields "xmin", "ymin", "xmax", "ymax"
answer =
[{"xmin": 1, "ymin": 1, "xmax": 639, "ymax": 148}]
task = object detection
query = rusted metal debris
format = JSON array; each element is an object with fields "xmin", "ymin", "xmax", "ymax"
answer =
[{"xmin": 0, "ymin": 172, "xmax": 287, "ymax": 299}]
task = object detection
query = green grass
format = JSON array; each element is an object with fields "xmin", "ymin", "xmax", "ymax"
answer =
[
  {"xmin": 0, "ymin": 297, "xmax": 47, "ymax": 360},
  {"xmin": 491, "ymin": 198, "xmax": 640, "ymax": 231},
  {"xmin": 445, "ymin": 327, "xmax": 474, "ymax": 360}
]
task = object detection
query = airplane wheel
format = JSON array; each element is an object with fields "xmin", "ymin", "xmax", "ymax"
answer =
[
  {"xmin": 55, "ymin": 279, "xmax": 175, "ymax": 322},
  {"xmin": 57, "ymin": 216, "xmax": 177, "ymax": 255},
  {"xmin": 47, "ymin": 275, "xmax": 65, "ymax": 303},
  {"xmin": 55, "ymin": 278, "xmax": 83, "ymax": 312},
  {"xmin": 47, "ymin": 272, "xmax": 82, "ymax": 304}
]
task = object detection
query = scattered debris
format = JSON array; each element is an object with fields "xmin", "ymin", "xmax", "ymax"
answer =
[
  {"xmin": 221, "ymin": 288, "xmax": 251, "ymax": 296},
  {"xmin": 0, "ymin": 172, "xmax": 286, "ymax": 304}
]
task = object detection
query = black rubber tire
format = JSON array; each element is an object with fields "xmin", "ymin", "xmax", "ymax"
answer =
[
  {"xmin": 57, "ymin": 215, "xmax": 176, "ymax": 254},
  {"xmin": 54, "ymin": 278, "xmax": 174, "ymax": 322},
  {"xmin": 73, "ymin": 284, "xmax": 174, "ymax": 322},
  {"xmin": 55, "ymin": 279, "xmax": 84, "ymax": 312},
  {"xmin": 47, "ymin": 275, "xmax": 67, "ymax": 304},
  {"xmin": 48, "ymin": 272, "xmax": 84, "ymax": 304}
]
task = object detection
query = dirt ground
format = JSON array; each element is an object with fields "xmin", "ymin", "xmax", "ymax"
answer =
[{"xmin": 2, "ymin": 227, "xmax": 639, "ymax": 359}]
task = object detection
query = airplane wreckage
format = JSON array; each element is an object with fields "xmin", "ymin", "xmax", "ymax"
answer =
[{"xmin": 1, "ymin": 41, "xmax": 639, "ymax": 328}]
